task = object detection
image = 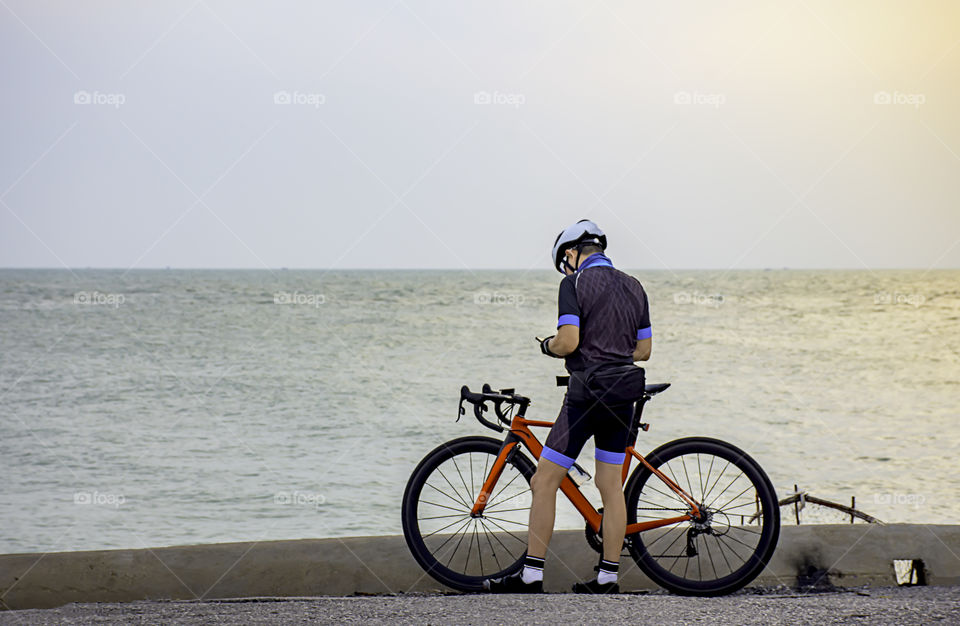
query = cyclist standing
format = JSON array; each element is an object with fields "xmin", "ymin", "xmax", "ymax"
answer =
[{"xmin": 484, "ymin": 219, "xmax": 652, "ymax": 594}]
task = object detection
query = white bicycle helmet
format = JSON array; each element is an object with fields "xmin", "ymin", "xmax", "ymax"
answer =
[{"xmin": 551, "ymin": 219, "xmax": 607, "ymax": 274}]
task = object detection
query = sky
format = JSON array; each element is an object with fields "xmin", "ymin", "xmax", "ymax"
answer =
[{"xmin": 1, "ymin": 0, "xmax": 958, "ymax": 270}]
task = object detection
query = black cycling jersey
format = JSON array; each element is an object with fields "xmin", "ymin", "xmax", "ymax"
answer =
[
  {"xmin": 556, "ymin": 253, "xmax": 651, "ymax": 373},
  {"xmin": 542, "ymin": 252, "xmax": 652, "ymax": 468}
]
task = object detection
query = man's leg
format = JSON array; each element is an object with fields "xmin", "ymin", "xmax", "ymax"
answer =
[
  {"xmin": 526, "ymin": 456, "xmax": 569, "ymax": 559},
  {"xmin": 594, "ymin": 459, "xmax": 627, "ymax": 561},
  {"xmin": 571, "ymin": 401, "xmax": 633, "ymax": 593},
  {"xmin": 483, "ymin": 448, "xmax": 569, "ymax": 592},
  {"xmin": 485, "ymin": 395, "xmax": 588, "ymax": 593}
]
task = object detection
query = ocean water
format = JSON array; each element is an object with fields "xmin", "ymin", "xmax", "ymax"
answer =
[{"xmin": 1, "ymin": 269, "xmax": 958, "ymax": 554}]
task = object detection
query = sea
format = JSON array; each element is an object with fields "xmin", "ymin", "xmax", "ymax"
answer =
[{"xmin": 1, "ymin": 269, "xmax": 958, "ymax": 554}]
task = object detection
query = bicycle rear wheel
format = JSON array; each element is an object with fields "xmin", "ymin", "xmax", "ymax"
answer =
[
  {"xmin": 401, "ymin": 436, "xmax": 535, "ymax": 592},
  {"xmin": 625, "ymin": 437, "xmax": 780, "ymax": 596}
]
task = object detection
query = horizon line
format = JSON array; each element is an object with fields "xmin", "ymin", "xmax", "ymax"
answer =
[{"xmin": 0, "ymin": 266, "xmax": 956, "ymax": 272}]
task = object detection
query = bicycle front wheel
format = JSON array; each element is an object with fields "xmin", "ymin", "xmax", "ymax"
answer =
[
  {"xmin": 625, "ymin": 437, "xmax": 780, "ymax": 596},
  {"xmin": 401, "ymin": 436, "xmax": 536, "ymax": 592}
]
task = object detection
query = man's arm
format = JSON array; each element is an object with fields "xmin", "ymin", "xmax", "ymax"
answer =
[
  {"xmin": 633, "ymin": 337, "xmax": 651, "ymax": 362},
  {"xmin": 547, "ymin": 325, "xmax": 579, "ymax": 357},
  {"xmin": 543, "ymin": 274, "xmax": 580, "ymax": 358}
]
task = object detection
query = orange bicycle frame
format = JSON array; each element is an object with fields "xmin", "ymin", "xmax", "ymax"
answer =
[{"xmin": 470, "ymin": 411, "xmax": 701, "ymax": 536}]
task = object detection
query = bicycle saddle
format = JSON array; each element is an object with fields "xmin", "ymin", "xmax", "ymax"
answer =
[{"xmin": 556, "ymin": 376, "xmax": 670, "ymax": 396}]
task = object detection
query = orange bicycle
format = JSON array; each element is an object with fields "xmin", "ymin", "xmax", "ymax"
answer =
[{"xmin": 401, "ymin": 380, "xmax": 780, "ymax": 596}]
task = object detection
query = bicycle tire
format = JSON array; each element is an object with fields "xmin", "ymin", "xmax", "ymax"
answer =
[
  {"xmin": 401, "ymin": 436, "xmax": 536, "ymax": 592},
  {"xmin": 624, "ymin": 437, "xmax": 780, "ymax": 596}
]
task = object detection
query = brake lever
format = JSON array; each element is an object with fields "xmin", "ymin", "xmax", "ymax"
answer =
[
  {"xmin": 475, "ymin": 401, "xmax": 504, "ymax": 433},
  {"xmin": 494, "ymin": 398, "xmax": 510, "ymax": 423}
]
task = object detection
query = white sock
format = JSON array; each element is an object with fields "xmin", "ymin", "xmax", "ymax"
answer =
[
  {"xmin": 597, "ymin": 569, "xmax": 618, "ymax": 584},
  {"xmin": 597, "ymin": 559, "xmax": 618, "ymax": 584},
  {"xmin": 521, "ymin": 555, "xmax": 545, "ymax": 583}
]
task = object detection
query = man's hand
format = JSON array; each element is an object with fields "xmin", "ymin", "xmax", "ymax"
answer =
[{"xmin": 539, "ymin": 335, "xmax": 559, "ymax": 357}]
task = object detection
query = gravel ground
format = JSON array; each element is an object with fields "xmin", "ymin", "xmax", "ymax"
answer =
[{"xmin": 2, "ymin": 587, "xmax": 958, "ymax": 625}]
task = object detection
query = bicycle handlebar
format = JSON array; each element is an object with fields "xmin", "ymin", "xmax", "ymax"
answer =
[{"xmin": 458, "ymin": 384, "xmax": 530, "ymax": 433}]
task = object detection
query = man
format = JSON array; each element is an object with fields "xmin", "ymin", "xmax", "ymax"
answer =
[{"xmin": 484, "ymin": 219, "xmax": 652, "ymax": 594}]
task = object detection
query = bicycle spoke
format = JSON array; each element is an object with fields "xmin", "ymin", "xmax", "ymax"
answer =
[
  {"xmin": 645, "ymin": 525, "xmax": 686, "ymax": 552},
  {"xmin": 697, "ymin": 453, "xmax": 705, "ymax": 500},
  {"xmin": 469, "ymin": 454, "xmax": 475, "ymax": 504},
  {"xmin": 445, "ymin": 518, "xmax": 474, "ymax": 568},
  {"xmin": 712, "ymin": 532, "xmax": 737, "ymax": 575},
  {"xmin": 665, "ymin": 530, "xmax": 690, "ymax": 573},
  {"xmin": 480, "ymin": 518, "xmax": 520, "ymax": 556},
  {"xmin": 482, "ymin": 516, "xmax": 527, "ymax": 546},
  {"xmin": 713, "ymin": 529, "xmax": 759, "ymax": 552},
  {"xmin": 484, "ymin": 489, "xmax": 531, "ymax": 512},
  {"xmin": 664, "ymin": 461, "xmax": 684, "ymax": 498},
  {"xmin": 480, "ymin": 521, "xmax": 503, "ymax": 572},
  {"xmin": 636, "ymin": 496, "xmax": 686, "ymax": 511},
  {"xmin": 708, "ymin": 480, "xmax": 754, "ymax": 513},
  {"xmin": 436, "ymin": 467, "xmax": 472, "ymax": 509},
  {"xmin": 450, "ymin": 456, "xmax": 473, "ymax": 507},
  {"xmin": 643, "ymin": 480, "xmax": 689, "ymax": 506},
  {"xmin": 702, "ymin": 532, "xmax": 719, "ymax": 581},
  {"xmin": 474, "ymin": 522, "xmax": 483, "ymax": 575},
  {"xmin": 481, "ymin": 514, "xmax": 528, "ymax": 526},
  {"xmin": 422, "ymin": 515, "xmax": 471, "ymax": 539},
  {"xmin": 431, "ymin": 516, "xmax": 473, "ymax": 556},
  {"xmin": 488, "ymin": 469, "xmax": 524, "ymax": 506},
  {"xmin": 680, "ymin": 455, "xmax": 695, "ymax": 504},
  {"xmin": 420, "ymin": 491, "xmax": 469, "ymax": 512},
  {"xmin": 710, "ymin": 478, "xmax": 754, "ymax": 513},
  {"xmin": 718, "ymin": 500, "xmax": 765, "ymax": 512},
  {"xmin": 464, "ymin": 521, "xmax": 476, "ymax": 574},
  {"xmin": 704, "ymin": 453, "xmax": 717, "ymax": 498},
  {"xmin": 419, "ymin": 512, "xmax": 471, "ymax": 521},
  {"xmin": 701, "ymin": 460, "xmax": 731, "ymax": 505},
  {"xmin": 482, "ymin": 505, "xmax": 530, "ymax": 514}
]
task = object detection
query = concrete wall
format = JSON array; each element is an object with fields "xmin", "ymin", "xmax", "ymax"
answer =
[{"xmin": 1, "ymin": 524, "xmax": 958, "ymax": 610}]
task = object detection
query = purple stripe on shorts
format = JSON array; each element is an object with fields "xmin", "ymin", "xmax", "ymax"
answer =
[
  {"xmin": 541, "ymin": 446, "xmax": 576, "ymax": 469},
  {"xmin": 595, "ymin": 448, "xmax": 626, "ymax": 465}
]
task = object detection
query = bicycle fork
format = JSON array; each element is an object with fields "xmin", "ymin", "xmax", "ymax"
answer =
[{"xmin": 470, "ymin": 435, "xmax": 526, "ymax": 517}]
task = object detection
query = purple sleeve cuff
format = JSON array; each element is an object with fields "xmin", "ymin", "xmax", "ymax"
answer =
[
  {"xmin": 558, "ymin": 314, "xmax": 580, "ymax": 328},
  {"xmin": 636, "ymin": 327, "xmax": 652, "ymax": 340}
]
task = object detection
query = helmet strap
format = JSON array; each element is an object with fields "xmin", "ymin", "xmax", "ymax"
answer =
[{"xmin": 567, "ymin": 241, "xmax": 593, "ymax": 274}]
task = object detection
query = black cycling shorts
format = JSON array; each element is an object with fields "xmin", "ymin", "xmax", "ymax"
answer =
[{"xmin": 541, "ymin": 393, "xmax": 634, "ymax": 468}]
